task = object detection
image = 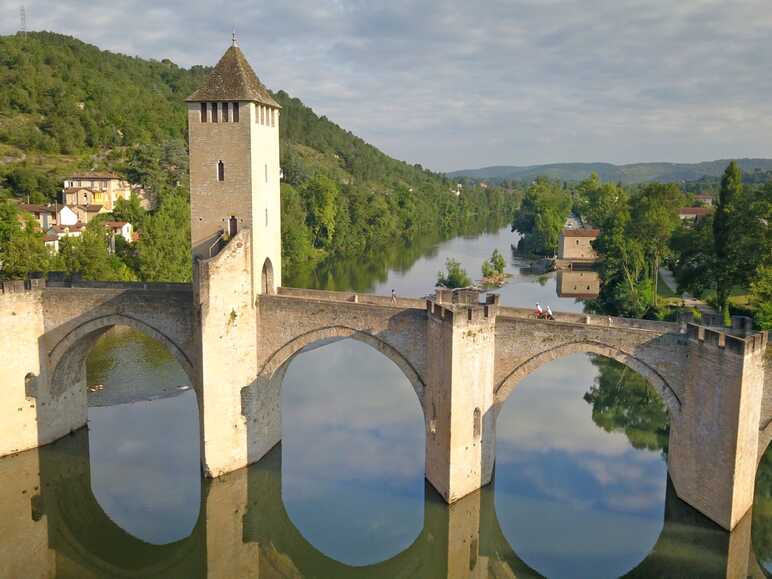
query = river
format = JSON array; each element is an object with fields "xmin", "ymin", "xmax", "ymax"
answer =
[{"xmin": 1, "ymin": 225, "xmax": 771, "ymax": 578}]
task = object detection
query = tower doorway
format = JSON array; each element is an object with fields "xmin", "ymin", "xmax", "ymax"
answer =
[
  {"xmin": 228, "ymin": 216, "xmax": 238, "ymax": 238},
  {"xmin": 262, "ymin": 258, "xmax": 275, "ymax": 295}
]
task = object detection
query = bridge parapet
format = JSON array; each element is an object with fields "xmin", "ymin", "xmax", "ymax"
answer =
[
  {"xmin": 687, "ymin": 323, "xmax": 768, "ymax": 356},
  {"xmin": 0, "ymin": 278, "xmax": 45, "ymax": 293},
  {"xmin": 427, "ymin": 289, "xmax": 499, "ymax": 325}
]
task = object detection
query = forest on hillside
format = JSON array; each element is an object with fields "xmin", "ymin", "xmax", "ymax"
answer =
[{"xmin": 0, "ymin": 32, "xmax": 519, "ymax": 282}]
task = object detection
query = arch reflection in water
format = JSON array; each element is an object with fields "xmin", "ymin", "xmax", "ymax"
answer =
[
  {"xmin": 279, "ymin": 338, "xmax": 425, "ymax": 566},
  {"xmin": 86, "ymin": 328, "xmax": 201, "ymax": 545},
  {"xmin": 494, "ymin": 352, "xmax": 670, "ymax": 579},
  {"xmin": 0, "ymin": 432, "xmax": 759, "ymax": 579}
]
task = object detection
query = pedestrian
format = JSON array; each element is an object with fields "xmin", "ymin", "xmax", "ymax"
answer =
[{"xmin": 391, "ymin": 289, "xmax": 397, "ymax": 304}]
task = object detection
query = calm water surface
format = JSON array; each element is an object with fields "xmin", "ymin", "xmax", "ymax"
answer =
[{"xmin": 1, "ymin": 226, "xmax": 770, "ymax": 578}]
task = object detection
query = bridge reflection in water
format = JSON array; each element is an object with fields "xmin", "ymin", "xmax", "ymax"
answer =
[{"xmin": 0, "ymin": 429, "xmax": 766, "ymax": 579}]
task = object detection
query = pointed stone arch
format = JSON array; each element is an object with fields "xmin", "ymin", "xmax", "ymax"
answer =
[
  {"xmin": 259, "ymin": 325, "xmax": 425, "ymax": 404},
  {"xmin": 494, "ymin": 340, "xmax": 680, "ymax": 417},
  {"xmin": 48, "ymin": 314, "xmax": 197, "ymax": 399},
  {"xmin": 261, "ymin": 258, "xmax": 275, "ymax": 295}
]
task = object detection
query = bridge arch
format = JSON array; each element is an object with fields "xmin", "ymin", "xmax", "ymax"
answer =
[
  {"xmin": 259, "ymin": 325, "xmax": 426, "ymax": 405},
  {"xmin": 38, "ymin": 431, "xmax": 205, "ymax": 578},
  {"xmin": 48, "ymin": 313, "xmax": 197, "ymax": 393},
  {"xmin": 494, "ymin": 339, "xmax": 680, "ymax": 416}
]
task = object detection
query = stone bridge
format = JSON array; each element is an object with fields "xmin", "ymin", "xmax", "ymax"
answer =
[{"xmin": 0, "ymin": 233, "xmax": 770, "ymax": 532}]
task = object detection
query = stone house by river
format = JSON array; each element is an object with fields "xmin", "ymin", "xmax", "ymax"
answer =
[{"xmin": 557, "ymin": 228, "xmax": 600, "ymax": 261}]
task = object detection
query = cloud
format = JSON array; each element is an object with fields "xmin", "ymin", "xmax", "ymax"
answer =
[{"xmin": 2, "ymin": 1, "xmax": 771, "ymax": 170}]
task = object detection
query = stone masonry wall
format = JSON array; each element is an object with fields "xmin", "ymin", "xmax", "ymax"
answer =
[
  {"xmin": 0, "ymin": 283, "xmax": 47, "ymax": 457},
  {"xmin": 195, "ymin": 230, "xmax": 258, "ymax": 477},
  {"xmin": 493, "ymin": 316, "xmax": 687, "ymax": 414},
  {"xmin": 669, "ymin": 326, "xmax": 768, "ymax": 530}
]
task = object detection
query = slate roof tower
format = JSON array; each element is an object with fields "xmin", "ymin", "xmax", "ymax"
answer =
[{"xmin": 186, "ymin": 38, "xmax": 281, "ymax": 295}]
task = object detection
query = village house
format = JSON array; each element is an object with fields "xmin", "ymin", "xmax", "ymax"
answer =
[
  {"xmin": 678, "ymin": 207, "xmax": 712, "ymax": 222},
  {"xmin": 17, "ymin": 203, "xmax": 57, "ymax": 230},
  {"xmin": 694, "ymin": 193, "xmax": 713, "ymax": 207},
  {"xmin": 43, "ymin": 223, "xmax": 86, "ymax": 253},
  {"xmin": 71, "ymin": 204, "xmax": 105, "ymax": 224},
  {"xmin": 62, "ymin": 172, "xmax": 152, "ymax": 211},
  {"xmin": 103, "ymin": 221, "xmax": 134, "ymax": 245},
  {"xmin": 557, "ymin": 228, "xmax": 600, "ymax": 261}
]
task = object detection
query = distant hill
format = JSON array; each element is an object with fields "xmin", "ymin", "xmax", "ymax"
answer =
[{"xmin": 448, "ymin": 159, "xmax": 772, "ymax": 184}]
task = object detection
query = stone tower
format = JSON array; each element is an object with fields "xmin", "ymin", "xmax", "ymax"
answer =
[{"xmin": 186, "ymin": 39, "xmax": 282, "ymax": 295}]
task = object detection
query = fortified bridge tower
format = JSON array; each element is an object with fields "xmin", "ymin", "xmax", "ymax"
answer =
[{"xmin": 0, "ymin": 42, "xmax": 769, "ymax": 541}]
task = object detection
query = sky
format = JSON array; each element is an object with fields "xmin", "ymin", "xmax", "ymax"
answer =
[{"xmin": 2, "ymin": 0, "xmax": 772, "ymax": 172}]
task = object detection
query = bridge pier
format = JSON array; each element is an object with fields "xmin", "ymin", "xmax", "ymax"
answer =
[
  {"xmin": 424, "ymin": 290, "xmax": 498, "ymax": 503},
  {"xmin": 194, "ymin": 231, "xmax": 258, "ymax": 477},
  {"xmin": 669, "ymin": 325, "xmax": 768, "ymax": 531}
]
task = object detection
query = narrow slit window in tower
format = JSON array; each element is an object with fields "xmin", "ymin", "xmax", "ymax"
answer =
[
  {"xmin": 200, "ymin": 102, "xmax": 207, "ymax": 122},
  {"xmin": 228, "ymin": 216, "xmax": 238, "ymax": 238},
  {"xmin": 271, "ymin": 109, "xmax": 276, "ymax": 127},
  {"xmin": 232, "ymin": 102, "xmax": 239, "ymax": 122},
  {"xmin": 212, "ymin": 102, "xmax": 219, "ymax": 123},
  {"xmin": 265, "ymin": 164, "xmax": 268, "ymax": 183},
  {"xmin": 217, "ymin": 161, "xmax": 225, "ymax": 182},
  {"xmin": 473, "ymin": 407, "xmax": 481, "ymax": 439},
  {"xmin": 222, "ymin": 102, "xmax": 229, "ymax": 122},
  {"xmin": 265, "ymin": 208, "xmax": 268, "ymax": 227}
]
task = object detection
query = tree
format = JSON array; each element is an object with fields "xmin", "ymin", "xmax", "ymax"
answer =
[
  {"xmin": 591, "ymin": 205, "xmax": 652, "ymax": 317},
  {"xmin": 576, "ymin": 172, "xmax": 627, "ymax": 226},
  {"xmin": 302, "ymin": 175, "xmax": 339, "ymax": 250},
  {"xmin": 670, "ymin": 218, "xmax": 714, "ymax": 298},
  {"xmin": 437, "ymin": 258, "xmax": 471, "ymax": 288},
  {"xmin": 713, "ymin": 162, "xmax": 744, "ymax": 323},
  {"xmin": 136, "ymin": 193, "xmax": 191, "ymax": 282},
  {"xmin": 0, "ymin": 205, "xmax": 51, "ymax": 279},
  {"xmin": 511, "ymin": 177, "xmax": 572, "ymax": 256},
  {"xmin": 628, "ymin": 183, "xmax": 686, "ymax": 303},
  {"xmin": 59, "ymin": 222, "xmax": 135, "ymax": 281},
  {"xmin": 751, "ymin": 266, "xmax": 772, "ymax": 330},
  {"xmin": 280, "ymin": 183, "xmax": 314, "ymax": 276},
  {"xmin": 482, "ymin": 249, "xmax": 506, "ymax": 278},
  {"xmin": 112, "ymin": 193, "xmax": 146, "ymax": 229}
]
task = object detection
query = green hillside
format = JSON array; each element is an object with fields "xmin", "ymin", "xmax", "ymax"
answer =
[
  {"xmin": 0, "ymin": 32, "xmax": 517, "ymax": 281},
  {"xmin": 449, "ymin": 159, "xmax": 772, "ymax": 185}
]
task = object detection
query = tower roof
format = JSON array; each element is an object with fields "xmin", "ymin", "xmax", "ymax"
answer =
[{"xmin": 186, "ymin": 45, "xmax": 280, "ymax": 108}]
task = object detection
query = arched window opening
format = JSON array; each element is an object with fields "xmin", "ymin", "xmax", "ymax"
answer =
[
  {"xmin": 222, "ymin": 102, "xmax": 230, "ymax": 122},
  {"xmin": 211, "ymin": 102, "xmax": 219, "ymax": 123},
  {"xmin": 200, "ymin": 102, "xmax": 207, "ymax": 123},
  {"xmin": 228, "ymin": 216, "xmax": 238, "ymax": 238},
  {"xmin": 217, "ymin": 161, "xmax": 225, "ymax": 182},
  {"xmin": 473, "ymin": 407, "xmax": 481, "ymax": 439},
  {"xmin": 232, "ymin": 102, "xmax": 239, "ymax": 122}
]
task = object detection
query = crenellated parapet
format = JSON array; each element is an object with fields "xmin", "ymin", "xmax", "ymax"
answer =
[
  {"xmin": 0, "ymin": 278, "xmax": 45, "ymax": 294},
  {"xmin": 686, "ymin": 322, "xmax": 768, "ymax": 357},
  {"xmin": 426, "ymin": 288, "xmax": 499, "ymax": 327}
]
